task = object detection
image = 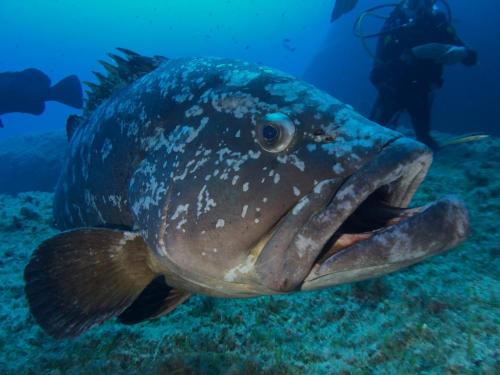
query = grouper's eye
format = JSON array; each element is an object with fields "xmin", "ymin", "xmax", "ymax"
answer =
[{"xmin": 256, "ymin": 113, "xmax": 296, "ymax": 153}]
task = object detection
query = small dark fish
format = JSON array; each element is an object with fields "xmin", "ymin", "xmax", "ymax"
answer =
[
  {"xmin": 0, "ymin": 68, "xmax": 83, "ymax": 127},
  {"xmin": 282, "ymin": 38, "xmax": 296, "ymax": 52}
]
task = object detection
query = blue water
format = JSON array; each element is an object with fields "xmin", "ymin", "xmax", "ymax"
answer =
[
  {"xmin": 2, "ymin": 0, "xmax": 498, "ymax": 140},
  {"xmin": 0, "ymin": 0, "xmax": 331, "ymax": 138}
]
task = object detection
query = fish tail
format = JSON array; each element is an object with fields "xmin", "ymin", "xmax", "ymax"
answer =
[
  {"xmin": 441, "ymin": 134, "xmax": 490, "ymax": 147},
  {"xmin": 47, "ymin": 74, "xmax": 84, "ymax": 109}
]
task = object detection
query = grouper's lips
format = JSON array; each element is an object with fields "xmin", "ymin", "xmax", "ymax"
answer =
[
  {"xmin": 255, "ymin": 137, "xmax": 470, "ymax": 292},
  {"xmin": 302, "ymin": 195, "xmax": 469, "ymax": 290}
]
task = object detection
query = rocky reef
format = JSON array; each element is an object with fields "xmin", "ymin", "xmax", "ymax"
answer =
[
  {"xmin": 0, "ymin": 131, "xmax": 67, "ymax": 194},
  {"xmin": 0, "ymin": 131, "xmax": 498, "ymax": 374}
]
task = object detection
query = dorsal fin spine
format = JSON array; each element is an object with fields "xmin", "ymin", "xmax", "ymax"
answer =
[{"xmin": 83, "ymin": 48, "xmax": 168, "ymax": 116}]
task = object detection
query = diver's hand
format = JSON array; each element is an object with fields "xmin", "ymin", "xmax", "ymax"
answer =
[
  {"xmin": 462, "ymin": 49, "xmax": 478, "ymax": 66},
  {"xmin": 411, "ymin": 43, "xmax": 468, "ymax": 65}
]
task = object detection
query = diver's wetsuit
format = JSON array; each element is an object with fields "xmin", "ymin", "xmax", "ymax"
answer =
[{"xmin": 369, "ymin": 5, "xmax": 477, "ymax": 149}]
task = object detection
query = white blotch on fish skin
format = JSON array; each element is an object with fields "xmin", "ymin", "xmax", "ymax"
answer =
[
  {"xmin": 101, "ymin": 138, "xmax": 112, "ymax": 161},
  {"xmin": 293, "ymin": 197, "xmax": 310, "ymax": 215},
  {"xmin": 265, "ymin": 81, "xmax": 304, "ymax": 102},
  {"xmin": 278, "ymin": 155, "xmax": 305, "ymax": 172},
  {"xmin": 84, "ymin": 190, "xmax": 105, "ymax": 224},
  {"xmin": 172, "ymin": 165, "xmax": 190, "ymax": 182},
  {"xmin": 337, "ymin": 186, "xmax": 356, "ymax": 200},
  {"xmin": 171, "ymin": 204, "xmax": 189, "ymax": 220},
  {"xmin": 217, "ymin": 148, "xmax": 249, "ymax": 172},
  {"xmin": 190, "ymin": 157, "xmax": 210, "ymax": 174},
  {"xmin": 232, "ymin": 175, "xmax": 239, "ymax": 186},
  {"xmin": 243, "ymin": 182, "xmax": 249, "ymax": 192},
  {"xmin": 173, "ymin": 92, "xmax": 190, "ymax": 103},
  {"xmin": 224, "ymin": 255, "xmax": 255, "ymax": 282},
  {"xmin": 235, "ymin": 130, "xmax": 241, "ymax": 138},
  {"xmin": 189, "ymin": 117, "xmax": 209, "ymax": 143},
  {"xmin": 307, "ymin": 144, "xmax": 317, "ymax": 152},
  {"xmin": 216, "ymin": 219, "xmax": 225, "ymax": 228},
  {"xmin": 108, "ymin": 195, "xmax": 124, "ymax": 210},
  {"xmin": 176, "ymin": 219, "xmax": 187, "ymax": 231},
  {"xmin": 262, "ymin": 197, "xmax": 268, "ymax": 203},
  {"xmin": 127, "ymin": 119, "xmax": 143, "ymax": 137},
  {"xmin": 273, "ymin": 173, "xmax": 280, "ymax": 184},
  {"xmin": 293, "ymin": 186, "xmax": 301, "ymax": 196},
  {"xmin": 213, "ymin": 248, "xmax": 218, "ymax": 253},
  {"xmin": 333, "ymin": 163, "xmax": 344, "ymax": 174},
  {"xmin": 314, "ymin": 180, "xmax": 332, "ymax": 194},
  {"xmin": 185, "ymin": 105, "xmax": 203, "ymax": 118},
  {"xmin": 241, "ymin": 205, "xmax": 249, "ymax": 218},
  {"xmin": 146, "ymin": 116, "xmax": 209, "ymax": 156},
  {"xmin": 249, "ymin": 150, "xmax": 261, "ymax": 159},
  {"xmin": 295, "ymin": 234, "xmax": 318, "ymax": 258},
  {"xmin": 256, "ymin": 207, "xmax": 261, "ymax": 212},
  {"xmin": 224, "ymin": 69, "xmax": 260, "ymax": 86},
  {"xmin": 254, "ymin": 218, "xmax": 260, "ymax": 224},
  {"xmin": 130, "ymin": 162, "xmax": 166, "ymax": 218},
  {"xmin": 210, "ymin": 91, "xmax": 267, "ymax": 119},
  {"xmin": 197, "ymin": 185, "xmax": 217, "ymax": 217},
  {"xmin": 337, "ymin": 201, "xmax": 353, "ymax": 212},
  {"xmin": 202, "ymin": 251, "xmax": 207, "ymax": 256},
  {"xmin": 290, "ymin": 155, "xmax": 305, "ymax": 172}
]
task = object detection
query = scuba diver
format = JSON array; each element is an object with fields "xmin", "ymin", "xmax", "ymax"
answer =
[
  {"xmin": 366, "ymin": 0, "xmax": 478, "ymax": 150},
  {"xmin": 0, "ymin": 68, "xmax": 83, "ymax": 128}
]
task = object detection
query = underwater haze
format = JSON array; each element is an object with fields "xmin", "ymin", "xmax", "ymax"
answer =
[
  {"xmin": 0, "ymin": 0, "xmax": 499, "ymax": 374},
  {"xmin": 0, "ymin": 0, "xmax": 333, "ymax": 139},
  {"xmin": 1, "ymin": 0, "xmax": 500, "ymax": 139}
]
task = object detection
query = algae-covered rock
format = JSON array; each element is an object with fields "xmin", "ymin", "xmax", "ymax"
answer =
[
  {"xmin": 0, "ymin": 131, "xmax": 67, "ymax": 194},
  {"xmin": 0, "ymin": 133, "xmax": 498, "ymax": 374}
]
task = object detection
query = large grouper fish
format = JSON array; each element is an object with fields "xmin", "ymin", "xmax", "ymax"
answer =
[{"xmin": 24, "ymin": 48, "xmax": 469, "ymax": 338}]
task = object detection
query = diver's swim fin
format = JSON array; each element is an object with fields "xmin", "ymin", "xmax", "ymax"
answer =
[
  {"xmin": 47, "ymin": 74, "xmax": 83, "ymax": 109},
  {"xmin": 331, "ymin": 0, "xmax": 359, "ymax": 22}
]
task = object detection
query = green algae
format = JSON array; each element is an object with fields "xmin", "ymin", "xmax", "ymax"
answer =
[{"xmin": 0, "ymin": 133, "xmax": 498, "ymax": 374}]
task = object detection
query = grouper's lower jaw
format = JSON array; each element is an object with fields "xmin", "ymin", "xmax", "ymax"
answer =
[
  {"xmin": 301, "ymin": 196, "xmax": 469, "ymax": 291},
  {"xmin": 255, "ymin": 138, "xmax": 468, "ymax": 293}
]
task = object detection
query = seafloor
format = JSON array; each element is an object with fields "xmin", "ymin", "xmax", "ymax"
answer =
[{"xmin": 0, "ymin": 131, "xmax": 498, "ymax": 374}]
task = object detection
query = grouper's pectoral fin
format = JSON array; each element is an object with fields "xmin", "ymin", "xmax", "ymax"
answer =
[
  {"xmin": 24, "ymin": 228, "xmax": 189, "ymax": 338},
  {"xmin": 118, "ymin": 276, "xmax": 191, "ymax": 324}
]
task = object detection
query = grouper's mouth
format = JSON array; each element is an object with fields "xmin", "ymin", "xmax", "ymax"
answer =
[{"xmin": 255, "ymin": 137, "xmax": 470, "ymax": 292}]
